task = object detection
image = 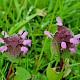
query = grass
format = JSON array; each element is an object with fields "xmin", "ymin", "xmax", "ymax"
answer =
[{"xmin": 0, "ymin": 0, "xmax": 80, "ymax": 80}]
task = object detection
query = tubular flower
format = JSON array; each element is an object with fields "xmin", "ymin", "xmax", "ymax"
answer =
[
  {"xmin": 44, "ymin": 17, "xmax": 79, "ymax": 54},
  {"xmin": 0, "ymin": 30, "xmax": 31, "ymax": 57},
  {"xmin": 56, "ymin": 17, "xmax": 63, "ymax": 26},
  {"xmin": 70, "ymin": 38, "xmax": 79, "ymax": 45},
  {"xmin": 61, "ymin": 42, "xmax": 67, "ymax": 49},
  {"xmin": 44, "ymin": 30, "xmax": 52, "ymax": 38}
]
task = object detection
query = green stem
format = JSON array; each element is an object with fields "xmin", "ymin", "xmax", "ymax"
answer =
[
  {"xmin": 29, "ymin": 34, "xmax": 45, "ymax": 37},
  {"xmin": 35, "ymin": 0, "xmax": 59, "ymax": 73},
  {"xmin": 69, "ymin": 63, "xmax": 80, "ymax": 67},
  {"xmin": 35, "ymin": 37, "xmax": 48, "ymax": 73}
]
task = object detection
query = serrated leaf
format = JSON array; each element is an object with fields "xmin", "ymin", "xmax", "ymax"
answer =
[
  {"xmin": 50, "ymin": 25, "xmax": 59, "ymax": 60},
  {"xmin": 50, "ymin": 39, "xmax": 58, "ymax": 55},
  {"xmin": 63, "ymin": 67, "xmax": 71, "ymax": 78},
  {"xmin": 46, "ymin": 64, "xmax": 58, "ymax": 80},
  {"xmin": 14, "ymin": 67, "xmax": 31, "ymax": 80}
]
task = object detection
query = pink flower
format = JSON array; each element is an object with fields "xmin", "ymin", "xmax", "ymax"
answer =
[
  {"xmin": 0, "ymin": 38, "xmax": 4, "ymax": 43},
  {"xmin": 56, "ymin": 17, "xmax": 63, "ymax": 26},
  {"xmin": 69, "ymin": 48, "xmax": 76, "ymax": 54},
  {"xmin": 45, "ymin": 17, "xmax": 79, "ymax": 54},
  {"xmin": 70, "ymin": 38, "xmax": 79, "ymax": 45},
  {"xmin": 21, "ymin": 46, "xmax": 28, "ymax": 54},
  {"xmin": 2, "ymin": 31, "xmax": 9, "ymax": 38},
  {"xmin": 18, "ymin": 30, "xmax": 23, "ymax": 35},
  {"xmin": 0, "ymin": 46, "xmax": 7, "ymax": 53},
  {"xmin": 44, "ymin": 30, "xmax": 52, "ymax": 38},
  {"xmin": 21, "ymin": 31, "xmax": 28, "ymax": 39},
  {"xmin": 61, "ymin": 42, "xmax": 66, "ymax": 49},
  {"xmin": 23, "ymin": 39, "xmax": 31, "ymax": 46},
  {"xmin": 0, "ymin": 30, "xmax": 31, "ymax": 57},
  {"xmin": 74, "ymin": 34, "xmax": 80, "ymax": 39}
]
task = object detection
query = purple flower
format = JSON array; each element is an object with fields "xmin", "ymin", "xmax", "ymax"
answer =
[
  {"xmin": 21, "ymin": 46, "xmax": 28, "ymax": 54},
  {"xmin": 70, "ymin": 38, "xmax": 79, "ymax": 45},
  {"xmin": 69, "ymin": 48, "xmax": 76, "ymax": 54},
  {"xmin": 56, "ymin": 17, "xmax": 63, "ymax": 26},
  {"xmin": 0, "ymin": 38, "xmax": 4, "ymax": 43},
  {"xmin": 0, "ymin": 46, "xmax": 7, "ymax": 53},
  {"xmin": 2, "ymin": 31, "xmax": 9, "ymax": 38},
  {"xmin": 21, "ymin": 31, "xmax": 28, "ymax": 39},
  {"xmin": 23, "ymin": 39, "xmax": 32, "ymax": 46},
  {"xmin": 54, "ymin": 17, "xmax": 80, "ymax": 53},
  {"xmin": 0, "ymin": 30, "xmax": 31, "ymax": 57},
  {"xmin": 61, "ymin": 42, "xmax": 66, "ymax": 49},
  {"xmin": 74, "ymin": 34, "xmax": 80, "ymax": 39},
  {"xmin": 44, "ymin": 17, "xmax": 79, "ymax": 54},
  {"xmin": 44, "ymin": 30, "xmax": 52, "ymax": 38}
]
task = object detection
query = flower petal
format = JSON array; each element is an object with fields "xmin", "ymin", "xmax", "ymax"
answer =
[
  {"xmin": 21, "ymin": 46, "xmax": 28, "ymax": 54},
  {"xmin": 74, "ymin": 34, "xmax": 80, "ymax": 39},
  {"xmin": 70, "ymin": 38, "xmax": 79, "ymax": 45},
  {"xmin": 0, "ymin": 46, "xmax": 7, "ymax": 53},
  {"xmin": 61, "ymin": 42, "xmax": 66, "ymax": 49},
  {"xmin": 21, "ymin": 31, "xmax": 28, "ymax": 39},
  {"xmin": 23, "ymin": 39, "xmax": 31, "ymax": 46},
  {"xmin": 56, "ymin": 17, "xmax": 62, "ymax": 26},
  {"xmin": 0, "ymin": 38, "xmax": 4, "ymax": 43},
  {"xmin": 44, "ymin": 30, "xmax": 52, "ymax": 38},
  {"xmin": 69, "ymin": 48, "xmax": 76, "ymax": 54},
  {"xmin": 2, "ymin": 31, "xmax": 9, "ymax": 38},
  {"xmin": 18, "ymin": 30, "xmax": 23, "ymax": 35}
]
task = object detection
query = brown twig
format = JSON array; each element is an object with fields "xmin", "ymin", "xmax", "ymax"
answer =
[{"xmin": 6, "ymin": 62, "xmax": 13, "ymax": 80}]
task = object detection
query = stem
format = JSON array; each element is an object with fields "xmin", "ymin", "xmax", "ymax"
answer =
[
  {"xmin": 35, "ymin": 37, "xmax": 48, "ymax": 73},
  {"xmin": 35, "ymin": 0, "xmax": 59, "ymax": 73},
  {"xmin": 6, "ymin": 62, "xmax": 13, "ymax": 80},
  {"xmin": 60, "ymin": 58, "xmax": 63, "ymax": 69}
]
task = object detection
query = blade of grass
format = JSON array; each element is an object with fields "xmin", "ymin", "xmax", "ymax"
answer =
[
  {"xmin": 63, "ymin": 2, "xmax": 80, "ymax": 15},
  {"xmin": 3, "ymin": 0, "xmax": 13, "ymax": 32},
  {"xmin": 8, "ymin": 12, "xmax": 39, "ymax": 35}
]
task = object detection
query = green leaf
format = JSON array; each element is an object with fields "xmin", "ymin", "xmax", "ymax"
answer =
[
  {"xmin": 46, "ymin": 64, "xmax": 58, "ymax": 80},
  {"xmin": 50, "ymin": 25, "xmax": 58, "ymax": 56},
  {"xmin": 63, "ymin": 58, "xmax": 71, "ymax": 78},
  {"xmin": 14, "ymin": 67, "xmax": 31, "ymax": 80},
  {"xmin": 50, "ymin": 37, "xmax": 59, "ymax": 61},
  {"xmin": 63, "ymin": 67, "xmax": 71, "ymax": 78},
  {"xmin": 50, "ymin": 39, "xmax": 58, "ymax": 55},
  {"xmin": 4, "ymin": 53, "xmax": 19, "ymax": 63}
]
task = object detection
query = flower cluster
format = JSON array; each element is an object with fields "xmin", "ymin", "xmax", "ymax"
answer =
[
  {"xmin": 44, "ymin": 17, "xmax": 80, "ymax": 53},
  {"xmin": 0, "ymin": 30, "xmax": 31, "ymax": 57}
]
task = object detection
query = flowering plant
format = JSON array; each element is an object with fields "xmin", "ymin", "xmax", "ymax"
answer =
[
  {"xmin": 44, "ymin": 17, "xmax": 80, "ymax": 54},
  {"xmin": 0, "ymin": 30, "xmax": 31, "ymax": 57}
]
